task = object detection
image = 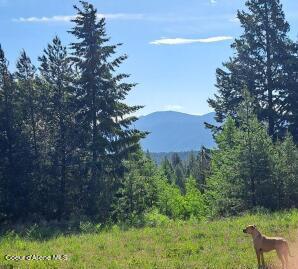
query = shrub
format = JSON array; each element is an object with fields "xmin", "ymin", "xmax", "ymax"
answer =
[{"xmin": 144, "ymin": 208, "xmax": 171, "ymax": 227}]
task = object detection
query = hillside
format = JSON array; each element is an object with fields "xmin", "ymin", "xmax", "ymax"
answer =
[
  {"xmin": 134, "ymin": 111, "xmax": 216, "ymax": 152},
  {"xmin": 1, "ymin": 211, "xmax": 298, "ymax": 268}
]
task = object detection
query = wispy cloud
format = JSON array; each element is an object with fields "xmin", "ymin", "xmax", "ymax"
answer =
[
  {"xmin": 163, "ymin": 105, "xmax": 183, "ymax": 111},
  {"xmin": 229, "ymin": 16, "xmax": 239, "ymax": 23},
  {"xmin": 150, "ymin": 36, "xmax": 233, "ymax": 45},
  {"xmin": 210, "ymin": 0, "xmax": 217, "ymax": 4},
  {"xmin": 14, "ymin": 15, "xmax": 74, "ymax": 23},
  {"xmin": 13, "ymin": 13, "xmax": 240, "ymax": 24},
  {"xmin": 13, "ymin": 13, "xmax": 144, "ymax": 23}
]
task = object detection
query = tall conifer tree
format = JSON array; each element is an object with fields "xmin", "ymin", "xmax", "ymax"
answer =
[
  {"xmin": 208, "ymin": 0, "xmax": 297, "ymax": 139},
  {"xmin": 0, "ymin": 46, "xmax": 32, "ymax": 221},
  {"xmin": 39, "ymin": 36, "xmax": 76, "ymax": 219},
  {"xmin": 283, "ymin": 54, "xmax": 298, "ymax": 143},
  {"xmin": 15, "ymin": 51, "xmax": 39, "ymax": 157},
  {"xmin": 69, "ymin": 1, "xmax": 146, "ymax": 218}
]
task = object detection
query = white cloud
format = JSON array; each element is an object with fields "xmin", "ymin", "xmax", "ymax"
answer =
[
  {"xmin": 13, "ymin": 13, "xmax": 240, "ymax": 24},
  {"xmin": 163, "ymin": 105, "xmax": 183, "ymax": 111},
  {"xmin": 13, "ymin": 15, "xmax": 74, "ymax": 23},
  {"xmin": 13, "ymin": 13, "xmax": 144, "ymax": 23},
  {"xmin": 229, "ymin": 16, "xmax": 239, "ymax": 23},
  {"xmin": 210, "ymin": 0, "xmax": 217, "ymax": 4},
  {"xmin": 150, "ymin": 36, "xmax": 233, "ymax": 45}
]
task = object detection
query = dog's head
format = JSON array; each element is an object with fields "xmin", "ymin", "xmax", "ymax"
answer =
[{"xmin": 243, "ymin": 225, "xmax": 256, "ymax": 234}]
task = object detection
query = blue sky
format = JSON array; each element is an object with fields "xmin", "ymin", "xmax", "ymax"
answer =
[{"xmin": 1, "ymin": 0, "xmax": 298, "ymax": 116}]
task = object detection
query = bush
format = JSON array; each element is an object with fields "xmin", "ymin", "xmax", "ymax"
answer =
[
  {"xmin": 156, "ymin": 175, "xmax": 207, "ymax": 220},
  {"xmin": 144, "ymin": 208, "xmax": 171, "ymax": 227},
  {"xmin": 183, "ymin": 177, "xmax": 206, "ymax": 220}
]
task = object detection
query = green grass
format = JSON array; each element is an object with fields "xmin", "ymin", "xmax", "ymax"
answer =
[{"xmin": 1, "ymin": 210, "xmax": 298, "ymax": 269}]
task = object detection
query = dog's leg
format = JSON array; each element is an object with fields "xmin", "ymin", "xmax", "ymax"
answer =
[
  {"xmin": 277, "ymin": 251, "xmax": 285, "ymax": 269},
  {"xmin": 283, "ymin": 243, "xmax": 290, "ymax": 269},
  {"xmin": 283, "ymin": 252, "xmax": 288, "ymax": 269},
  {"xmin": 255, "ymin": 250, "xmax": 261, "ymax": 269},
  {"xmin": 260, "ymin": 251, "xmax": 265, "ymax": 269}
]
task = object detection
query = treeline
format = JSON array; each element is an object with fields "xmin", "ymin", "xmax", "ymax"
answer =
[
  {"xmin": 0, "ymin": 1, "xmax": 145, "ymax": 223},
  {"xmin": 113, "ymin": 149, "xmax": 210, "ymax": 225},
  {"xmin": 207, "ymin": 94, "xmax": 298, "ymax": 216},
  {"xmin": 113, "ymin": 94, "xmax": 298, "ymax": 224},
  {"xmin": 148, "ymin": 151, "xmax": 200, "ymax": 165},
  {"xmin": 115, "ymin": 0, "xmax": 298, "ymax": 223},
  {"xmin": 205, "ymin": 0, "xmax": 298, "ymax": 215},
  {"xmin": 1, "ymin": 0, "xmax": 298, "ymax": 227}
]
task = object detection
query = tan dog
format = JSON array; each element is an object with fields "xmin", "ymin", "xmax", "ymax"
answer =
[{"xmin": 243, "ymin": 225, "xmax": 293, "ymax": 269}]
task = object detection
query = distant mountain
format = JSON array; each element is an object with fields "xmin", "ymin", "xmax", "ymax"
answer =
[{"xmin": 133, "ymin": 111, "xmax": 216, "ymax": 152}]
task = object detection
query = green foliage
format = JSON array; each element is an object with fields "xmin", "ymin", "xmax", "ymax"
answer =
[
  {"xmin": 37, "ymin": 36, "xmax": 76, "ymax": 219},
  {"xmin": 160, "ymin": 149, "xmax": 211, "ymax": 194},
  {"xmin": 113, "ymin": 150, "xmax": 208, "ymax": 223},
  {"xmin": 171, "ymin": 153, "xmax": 186, "ymax": 192},
  {"xmin": 113, "ymin": 152, "xmax": 158, "ymax": 225},
  {"xmin": 207, "ymin": 93, "xmax": 298, "ymax": 216},
  {"xmin": 208, "ymin": 0, "xmax": 298, "ymax": 139},
  {"xmin": 0, "ymin": 46, "xmax": 34, "ymax": 221},
  {"xmin": 273, "ymin": 135, "xmax": 298, "ymax": 208},
  {"xmin": 0, "ymin": 1, "xmax": 145, "ymax": 223},
  {"xmin": 185, "ymin": 149, "xmax": 210, "ymax": 192},
  {"xmin": 161, "ymin": 157, "xmax": 175, "ymax": 184},
  {"xmin": 206, "ymin": 117, "xmax": 244, "ymax": 216},
  {"xmin": 68, "ymin": 1, "xmax": 146, "ymax": 219},
  {"xmin": 156, "ymin": 175, "xmax": 207, "ymax": 220},
  {"xmin": 143, "ymin": 208, "xmax": 171, "ymax": 227},
  {"xmin": 183, "ymin": 177, "xmax": 206, "ymax": 219},
  {"xmin": 155, "ymin": 175, "xmax": 185, "ymax": 219}
]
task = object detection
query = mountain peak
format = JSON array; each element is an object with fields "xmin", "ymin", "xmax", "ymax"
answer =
[{"xmin": 135, "ymin": 111, "xmax": 216, "ymax": 152}]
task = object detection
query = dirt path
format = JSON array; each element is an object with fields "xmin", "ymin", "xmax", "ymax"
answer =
[
  {"xmin": 287, "ymin": 240, "xmax": 298, "ymax": 269},
  {"xmin": 270, "ymin": 240, "xmax": 298, "ymax": 269}
]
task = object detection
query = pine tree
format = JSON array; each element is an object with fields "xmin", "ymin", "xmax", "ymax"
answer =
[
  {"xmin": 160, "ymin": 157, "xmax": 175, "ymax": 184},
  {"xmin": 208, "ymin": 0, "xmax": 297, "ymax": 139},
  {"xmin": 185, "ymin": 152, "xmax": 198, "ymax": 181},
  {"xmin": 0, "ymin": 46, "xmax": 32, "ymax": 221},
  {"xmin": 283, "ymin": 54, "xmax": 298, "ymax": 143},
  {"xmin": 206, "ymin": 117, "xmax": 242, "ymax": 216},
  {"xmin": 38, "ymin": 36, "xmax": 76, "ymax": 219},
  {"xmin": 69, "ymin": 1, "xmax": 146, "ymax": 219},
  {"xmin": 113, "ymin": 151, "xmax": 158, "ymax": 225},
  {"xmin": 15, "ymin": 50, "xmax": 39, "ymax": 158},
  {"xmin": 196, "ymin": 147, "xmax": 211, "ymax": 192},
  {"xmin": 274, "ymin": 135, "xmax": 298, "ymax": 208},
  {"xmin": 15, "ymin": 50, "xmax": 46, "ymax": 218},
  {"xmin": 207, "ymin": 92, "xmax": 277, "ymax": 216},
  {"xmin": 237, "ymin": 92, "xmax": 276, "ymax": 209},
  {"xmin": 171, "ymin": 153, "xmax": 185, "ymax": 192}
]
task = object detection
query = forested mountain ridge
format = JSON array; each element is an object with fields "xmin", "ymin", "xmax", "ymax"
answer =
[{"xmin": 134, "ymin": 111, "xmax": 216, "ymax": 152}]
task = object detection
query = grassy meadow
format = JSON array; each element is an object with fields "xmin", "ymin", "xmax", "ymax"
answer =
[{"xmin": 1, "ymin": 210, "xmax": 298, "ymax": 269}]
